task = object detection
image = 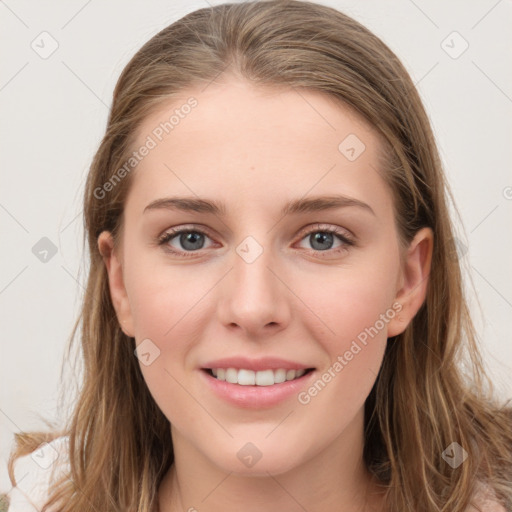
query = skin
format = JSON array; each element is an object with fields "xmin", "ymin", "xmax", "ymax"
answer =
[{"xmin": 98, "ymin": 77, "xmax": 433, "ymax": 512}]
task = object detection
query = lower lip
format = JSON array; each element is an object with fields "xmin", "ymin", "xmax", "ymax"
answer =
[{"xmin": 200, "ymin": 369, "xmax": 315, "ymax": 409}]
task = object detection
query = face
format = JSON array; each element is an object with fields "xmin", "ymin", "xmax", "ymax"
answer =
[{"xmin": 99, "ymin": 77, "xmax": 432, "ymax": 476}]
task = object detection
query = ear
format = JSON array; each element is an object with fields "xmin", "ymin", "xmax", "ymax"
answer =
[
  {"xmin": 97, "ymin": 231, "xmax": 135, "ymax": 337},
  {"xmin": 387, "ymin": 227, "xmax": 434, "ymax": 338}
]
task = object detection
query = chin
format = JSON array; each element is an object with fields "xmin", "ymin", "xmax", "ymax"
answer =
[{"xmin": 206, "ymin": 440, "xmax": 307, "ymax": 477}]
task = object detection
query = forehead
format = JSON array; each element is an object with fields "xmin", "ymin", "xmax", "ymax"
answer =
[{"xmin": 125, "ymin": 78, "xmax": 392, "ymax": 218}]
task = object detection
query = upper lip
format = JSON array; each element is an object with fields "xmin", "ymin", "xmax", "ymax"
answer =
[{"xmin": 201, "ymin": 357, "xmax": 314, "ymax": 372}]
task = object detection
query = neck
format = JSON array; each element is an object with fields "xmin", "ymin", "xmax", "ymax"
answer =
[{"xmin": 158, "ymin": 409, "xmax": 386, "ymax": 512}]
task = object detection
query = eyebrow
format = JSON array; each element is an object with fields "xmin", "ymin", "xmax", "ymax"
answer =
[{"xmin": 143, "ymin": 194, "xmax": 376, "ymax": 217}]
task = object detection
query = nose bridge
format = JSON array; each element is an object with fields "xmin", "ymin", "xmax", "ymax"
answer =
[
  {"xmin": 217, "ymin": 232, "xmax": 289, "ymax": 332},
  {"xmin": 235, "ymin": 234, "xmax": 274, "ymax": 295}
]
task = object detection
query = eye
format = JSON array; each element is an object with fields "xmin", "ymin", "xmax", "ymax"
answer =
[
  {"xmin": 157, "ymin": 226, "xmax": 215, "ymax": 258},
  {"xmin": 157, "ymin": 223, "xmax": 355, "ymax": 258},
  {"xmin": 296, "ymin": 223, "xmax": 355, "ymax": 256}
]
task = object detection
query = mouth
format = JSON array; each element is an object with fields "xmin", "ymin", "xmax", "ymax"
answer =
[
  {"xmin": 202, "ymin": 367, "xmax": 315, "ymax": 386},
  {"xmin": 199, "ymin": 357, "xmax": 317, "ymax": 408}
]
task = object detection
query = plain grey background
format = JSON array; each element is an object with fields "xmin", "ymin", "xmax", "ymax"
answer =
[{"xmin": 1, "ymin": 0, "xmax": 511, "ymax": 495}]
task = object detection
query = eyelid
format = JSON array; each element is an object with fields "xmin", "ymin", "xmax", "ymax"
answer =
[
  {"xmin": 296, "ymin": 223, "xmax": 354, "ymax": 242},
  {"xmin": 158, "ymin": 223, "xmax": 354, "ymax": 242},
  {"xmin": 159, "ymin": 223, "xmax": 215, "ymax": 238},
  {"xmin": 157, "ymin": 222, "xmax": 355, "ymax": 257},
  {"xmin": 157, "ymin": 224, "xmax": 217, "ymax": 250}
]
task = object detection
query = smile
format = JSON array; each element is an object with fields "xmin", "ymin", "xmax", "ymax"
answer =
[
  {"xmin": 205, "ymin": 368, "xmax": 312, "ymax": 386},
  {"xmin": 199, "ymin": 357, "xmax": 316, "ymax": 408}
]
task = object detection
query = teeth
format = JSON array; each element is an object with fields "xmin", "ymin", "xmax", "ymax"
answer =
[
  {"xmin": 255, "ymin": 369, "xmax": 274, "ymax": 386},
  {"xmin": 226, "ymin": 368, "xmax": 238, "ymax": 384},
  {"xmin": 238, "ymin": 369, "xmax": 256, "ymax": 385},
  {"xmin": 274, "ymin": 369, "xmax": 287, "ymax": 383},
  {"xmin": 210, "ymin": 367, "xmax": 309, "ymax": 386}
]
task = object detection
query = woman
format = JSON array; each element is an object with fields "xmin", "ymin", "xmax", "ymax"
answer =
[{"xmin": 7, "ymin": 1, "xmax": 512, "ymax": 511}]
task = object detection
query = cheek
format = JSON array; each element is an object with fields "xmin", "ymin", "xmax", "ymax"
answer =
[
  {"xmin": 124, "ymin": 258, "xmax": 209, "ymax": 405},
  {"xmin": 294, "ymin": 273, "xmax": 394, "ymax": 422},
  {"xmin": 296, "ymin": 257, "xmax": 399, "ymax": 347},
  {"xmin": 129, "ymin": 270, "xmax": 205, "ymax": 425},
  {"xmin": 300, "ymin": 275, "xmax": 390, "ymax": 395},
  {"xmin": 291, "ymin": 251, "xmax": 398, "ymax": 404},
  {"xmin": 125, "ymin": 253, "xmax": 206, "ymax": 343}
]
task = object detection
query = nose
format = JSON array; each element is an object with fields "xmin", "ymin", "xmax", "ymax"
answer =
[{"xmin": 216, "ymin": 237, "xmax": 291, "ymax": 339}]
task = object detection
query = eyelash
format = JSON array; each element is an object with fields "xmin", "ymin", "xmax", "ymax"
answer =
[{"xmin": 156, "ymin": 224, "xmax": 355, "ymax": 259}]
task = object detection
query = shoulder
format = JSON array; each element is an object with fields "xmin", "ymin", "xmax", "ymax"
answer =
[
  {"xmin": 465, "ymin": 481, "xmax": 508, "ymax": 512},
  {"xmin": 7, "ymin": 436, "xmax": 70, "ymax": 512}
]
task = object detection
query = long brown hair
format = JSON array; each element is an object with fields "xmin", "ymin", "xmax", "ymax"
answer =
[{"xmin": 7, "ymin": 1, "xmax": 512, "ymax": 510}]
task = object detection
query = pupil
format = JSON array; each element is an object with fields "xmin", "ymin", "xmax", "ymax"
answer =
[
  {"xmin": 311, "ymin": 232, "xmax": 333, "ymax": 251},
  {"xmin": 181, "ymin": 232, "xmax": 204, "ymax": 250}
]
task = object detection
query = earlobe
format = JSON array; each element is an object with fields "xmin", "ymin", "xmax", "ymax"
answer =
[
  {"xmin": 97, "ymin": 231, "xmax": 135, "ymax": 337},
  {"xmin": 387, "ymin": 227, "xmax": 434, "ymax": 338}
]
